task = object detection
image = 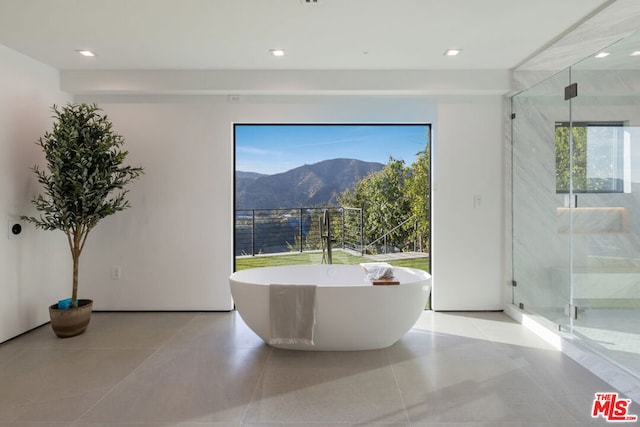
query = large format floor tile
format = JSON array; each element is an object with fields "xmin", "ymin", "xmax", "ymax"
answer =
[
  {"xmin": 244, "ymin": 349, "xmax": 409, "ymax": 424},
  {"xmin": 0, "ymin": 311, "xmax": 637, "ymax": 426}
]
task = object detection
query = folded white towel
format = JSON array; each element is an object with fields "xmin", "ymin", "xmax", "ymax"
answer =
[
  {"xmin": 360, "ymin": 262, "xmax": 394, "ymax": 280},
  {"xmin": 269, "ymin": 284, "xmax": 316, "ymax": 346}
]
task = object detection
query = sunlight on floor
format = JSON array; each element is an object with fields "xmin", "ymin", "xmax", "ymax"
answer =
[{"xmin": 412, "ymin": 311, "xmax": 559, "ymax": 351}]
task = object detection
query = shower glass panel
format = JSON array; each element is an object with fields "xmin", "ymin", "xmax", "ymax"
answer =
[
  {"xmin": 512, "ymin": 68, "xmax": 572, "ymax": 330},
  {"xmin": 513, "ymin": 30, "xmax": 640, "ymax": 381},
  {"xmin": 568, "ymin": 34, "xmax": 640, "ymax": 378}
]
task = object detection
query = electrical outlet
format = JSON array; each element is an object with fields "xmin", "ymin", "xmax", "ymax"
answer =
[
  {"xmin": 111, "ymin": 266, "xmax": 122, "ymax": 280},
  {"xmin": 8, "ymin": 220, "xmax": 24, "ymax": 240}
]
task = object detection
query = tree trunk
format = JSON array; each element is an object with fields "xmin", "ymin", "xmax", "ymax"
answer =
[
  {"xmin": 72, "ymin": 250, "xmax": 79, "ymax": 308},
  {"xmin": 68, "ymin": 226, "xmax": 87, "ymax": 309}
]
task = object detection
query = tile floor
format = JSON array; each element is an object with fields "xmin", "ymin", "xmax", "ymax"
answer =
[
  {"xmin": 1, "ymin": 310, "xmax": 638, "ymax": 426},
  {"xmin": 538, "ymin": 307, "xmax": 640, "ymax": 381}
]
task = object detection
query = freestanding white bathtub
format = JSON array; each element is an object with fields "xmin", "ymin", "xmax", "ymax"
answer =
[{"xmin": 229, "ymin": 264, "xmax": 431, "ymax": 351}]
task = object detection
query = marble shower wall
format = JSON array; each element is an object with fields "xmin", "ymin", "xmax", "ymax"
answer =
[
  {"xmin": 512, "ymin": 0, "xmax": 640, "ymax": 93},
  {"xmin": 512, "ymin": 61, "xmax": 640, "ymax": 311}
]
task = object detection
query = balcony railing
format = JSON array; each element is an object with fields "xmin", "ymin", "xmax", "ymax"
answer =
[
  {"xmin": 235, "ymin": 206, "xmax": 424, "ymax": 257},
  {"xmin": 363, "ymin": 215, "xmax": 419, "ymax": 254},
  {"xmin": 234, "ymin": 207, "xmax": 363, "ymax": 257}
]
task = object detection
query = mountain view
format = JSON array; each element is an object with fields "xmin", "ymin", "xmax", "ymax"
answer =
[{"xmin": 235, "ymin": 158, "xmax": 384, "ymax": 210}]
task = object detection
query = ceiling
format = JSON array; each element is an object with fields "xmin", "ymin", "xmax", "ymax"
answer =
[{"xmin": 0, "ymin": 0, "xmax": 614, "ymax": 72}]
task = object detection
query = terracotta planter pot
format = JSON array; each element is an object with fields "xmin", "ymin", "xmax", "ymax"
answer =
[{"xmin": 48, "ymin": 299, "xmax": 93, "ymax": 338}]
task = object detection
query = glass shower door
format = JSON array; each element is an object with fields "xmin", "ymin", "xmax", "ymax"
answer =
[
  {"xmin": 567, "ymin": 36, "xmax": 640, "ymax": 378},
  {"xmin": 512, "ymin": 68, "xmax": 573, "ymax": 329}
]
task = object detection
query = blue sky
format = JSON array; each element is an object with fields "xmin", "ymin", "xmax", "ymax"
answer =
[{"xmin": 235, "ymin": 124, "xmax": 430, "ymax": 175}]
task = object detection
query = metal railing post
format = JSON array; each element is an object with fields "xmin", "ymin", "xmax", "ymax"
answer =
[
  {"xmin": 251, "ymin": 209, "xmax": 256, "ymax": 256},
  {"xmin": 360, "ymin": 208, "xmax": 364, "ymax": 255},
  {"xmin": 299, "ymin": 208, "xmax": 303, "ymax": 253},
  {"xmin": 341, "ymin": 208, "xmax": 345, "ymax": 250}
]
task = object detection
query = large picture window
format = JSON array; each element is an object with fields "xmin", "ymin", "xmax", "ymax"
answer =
[
  {"xmin": 233, "ymin": 123, "xmax": 431, "ymax": 274},
  {"xmin": 555, "ymin": 121, "xmax": 627, "ymax": 193}
]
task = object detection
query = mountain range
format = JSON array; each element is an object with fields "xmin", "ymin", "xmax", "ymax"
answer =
[{"xmin": 235, "ymin": 158, "xmax": 384, "ymax": 210}]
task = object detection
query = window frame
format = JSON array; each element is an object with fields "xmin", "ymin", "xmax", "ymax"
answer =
[{"xmin": 555, "ymin": 121, "xmax": 626, "ymax": 194}]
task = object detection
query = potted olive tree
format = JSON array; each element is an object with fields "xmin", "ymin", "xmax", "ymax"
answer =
[{"xmin": 22, "ymin": 103, "xmax": 143, "ymax": 338}]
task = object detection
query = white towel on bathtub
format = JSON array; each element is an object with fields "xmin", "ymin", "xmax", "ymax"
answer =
[{"xmin": 269, "ymin": 284, "xmax": 316, "ymax": 346}]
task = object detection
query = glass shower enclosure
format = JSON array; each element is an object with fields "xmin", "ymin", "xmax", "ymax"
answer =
[{"xmin": 512, "ymin": 32, "xmax": 640, "ymax": 380}]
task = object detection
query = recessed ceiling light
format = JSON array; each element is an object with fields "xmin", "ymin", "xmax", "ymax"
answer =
[
  {"xmin": 444, "ymin": 49, "xmax": 462, "ymax": 56},
  {"xmin": 75, "ymin": 50, "xmax": 95, "ymax": 57},
  {"xmin": 269, "ymin": 48, "xmax": 285, "ymax": 57},
  {"xmin": 595, "ymin": 52, "xmax": 610, "ymax": 58},
  {"xmin": 630, "ymin": 51, "xmax": 640, "ymax": 56}
]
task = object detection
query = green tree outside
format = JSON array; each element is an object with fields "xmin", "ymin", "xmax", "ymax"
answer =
[
  {"xmin": 556, "ymin": 123, "xmax": 622, "ymax": 193},
  {"xmin": 339, "ymin": 147, "xmax": 430, "ymax": 253},
  {"xmin": 556, "ymin": 124, "xmax": 587, "ymax": 192},
  {"xmin": 406, "ymin": 148, "xmax": 430, "ymax": 252}
]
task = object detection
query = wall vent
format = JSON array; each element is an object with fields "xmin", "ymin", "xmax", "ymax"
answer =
[{"xmin": 300, "ymin": 0, "xmax": 318, "ymax": 4}]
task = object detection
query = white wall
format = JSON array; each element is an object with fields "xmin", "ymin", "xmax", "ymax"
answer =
[
  {"xmin": 0, "ymin": 44, "xmax": 71, "ymax": 343},
  {"xmin": 74, "ymin": 96, "xmax": 437, "ymax": 310},
  {"xmin": 432, "ymin": 96, "xmax": 504, "ymax": 310},
  {"xmin": 0, "ymin": 42, "xmax": 506, "ymax": 342},
  {"xmin": 77, "ymin": 101, "xmax": 234, "ymax": 310},
  {"xmin": 75, "ymin": 94, "xmax": 504, "ymax": 312}
]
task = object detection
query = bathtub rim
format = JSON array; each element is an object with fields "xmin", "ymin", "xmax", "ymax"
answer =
[{"xmin": 229, "ymin": 263, "xmax": 430, "ymax": 287}]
